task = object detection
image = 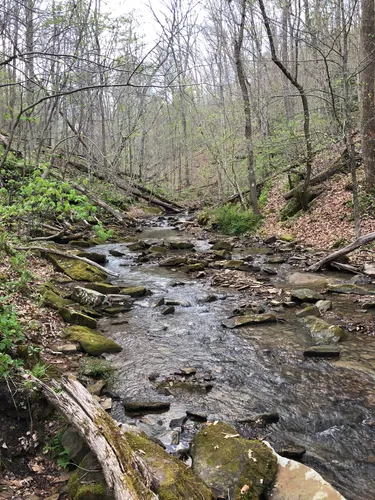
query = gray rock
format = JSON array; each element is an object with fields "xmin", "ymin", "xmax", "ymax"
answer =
[
  {"xmin": 169, "ymin": 416, "xmax": 188, "ymax": 429},
  {"xmin": 213, "ymin": 249, "xmax": 232, "ymax": 260},
  {"xmin": 55, "ymin": 343, "xmax": 80, "ymax": 354},
  {"xmin": 291, "ymin": 288, "xmax": 324, "ymax": 302},
  {"xmin": 238, "ymin": 412, "xmax": 280, "ymax": 425},
  {"xmin": 180, "ymin": 367, "xmax": 197, "ymax": 375},
  {"xmin": 169, "ymin": 241, "xmax": 194, "ymax": 250},
  {"xmin": 124, "ymin": 400, "xmax": 171, "ymax": 413},
  {"xmin": 109, "ymin": 249, "xmax": 126, "ymax": 257},
  {"xmin": 316, "ymin": 299, "xmax": 332, "ymax": 313},
  {"xmin": 88, "ymin": 379, "xmax": 106, "ymax": 396},
  {"xmin": 157, "ymin": 429, "xmax": 180, "ymax": 446},
  {"xmin": 61, "ymin": 427, "xmax": 90, "ymax": 464},
  {"xmin": 262, "ymin": 266, "xmax": 278, "ymax": 275},
  {"xmin": 222, "ymin": 313, "xmax": 277, "ymax": 329},
  {"xmin": 276, "ymin": 444, "xmax": 306, "ymax": 460},
  {"xmin": 295, "ymin": 305, "xmax": 320, "ymax": 318},
  {"xmin": 72, "ymin": 286, "xmax": 105, "ymax": 307},
  {"xmin": 327, "ymin": 283, "xmax": 375, "ymax": 295},
  {"xmin": 268, "ymin": 256, "xmax": 286, "ymax": 264},
  {"xmin": 77, "ymin": 251, "xmax": 107, "ymax": 264},
  {"xmin": 161, "ymin": 305, "xmax": 175, "ymax": 315},
  {"xmin": 186, "ymin": 410, "xmax": 208, "ymax": 422},
  {"xmin": 211, "ymin": 241, "xmax": 233, "ymax": 251},
  {"xmin": 159, "ymin": 257, "xmax": 187, "ymax": 267}
]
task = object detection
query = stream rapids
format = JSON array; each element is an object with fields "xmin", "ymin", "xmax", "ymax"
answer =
[{"xmin": 93, "ymin": 218, "xmax": 374, "ymax": 500}]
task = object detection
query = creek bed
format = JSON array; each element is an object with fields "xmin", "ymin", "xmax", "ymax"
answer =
[{"xmin": 93, "ymin": 224, "xmax": 375, "ymax": 500}]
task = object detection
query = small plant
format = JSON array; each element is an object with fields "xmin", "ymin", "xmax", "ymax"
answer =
[
  {"xmin": 258, "ymin": 180, "xmax": 272, "ymax": 208},
  {"xmin": 78, "ymin": 357, "xmax": 115, "ymax": 380},
  {"xmin": 209, "ymin": 204, "xmax": 263, "ymax": 235},
  {"xmin": 0, "ymin": 306, "xmax": 24, "ymax": 378},
  {"xmin": 31, "ymin": 362, "xmax": 48, "ymax": 379},
  {"xmin": 43, "ymin": 430, "xmax": 71, "ymax": 468},
  {"xmin": 92, "ymin": 222, "xmax": 114, "ymax": 242}
]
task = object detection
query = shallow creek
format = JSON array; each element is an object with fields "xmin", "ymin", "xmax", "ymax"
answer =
[{"xmin": 93, "ymin": 220, "xmax": 374, "ymax": 500}]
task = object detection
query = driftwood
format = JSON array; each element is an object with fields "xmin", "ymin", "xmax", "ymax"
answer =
[
  {"xmin": 14, "ymin": 245, "xmax": 118, "ymax": 277},
  {"xmin": 283, "ymin": 150, "xmax": 361, "ymax": 200},
  {"xmin": 22, "ymin": 372, "xmax": 157, "ymax": 500},
  {"xmin": 308, "ymin": 232, "xmax": 375, "ymax": 271}
]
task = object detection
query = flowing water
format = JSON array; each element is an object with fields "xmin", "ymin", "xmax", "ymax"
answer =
[{"xmin": 93, "ymin": 220, "xmax": 375, "ymax": 500}]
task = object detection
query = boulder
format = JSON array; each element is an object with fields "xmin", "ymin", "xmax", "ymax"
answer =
[
  {"xmin": 267, "ymin": 445, "xmax": 345, "ymax": 499},
  {"xmin": 222, "ymin": 313, "xmax": 277, "ymax": 329},
  {"xmin": 43, "ymin": 289, "xmax": 74, "ymax": 309},
  {"xmin": 300, "ymin": 316, "xmax": 346, "ymax": 344},
  {"xmin": 303, "ymin": 345, "xmax": 341, "ymax": 358},
  {"xmin": 47, "ymin": 254, "xmax": 106, "ymax": 282},
  {"xmin": 65, "ymin": 326, "xmax": 122, "ymax": 356},
  {"xmin": 327, "ymin": 283, "xmax": 375, "ymax": 295},
  {"xmin": 268, "ymin": 256, "xmax": 286, "ymax": 264},
  {"xmin": 77, "ymin": 252, "xmax": 107, "ymax": 264},
  {"xmin": 72, "ymin": 287, "xmax": 106, "ymax": 308},
  {"xmin": 191, "ymin": 422, "xmax": 277, "ymax": 499},
  {"xmin": 127, "ymin": 241, "xmax": 149, "ymax": 251},
  {"xmin": 213, "ymin": 249, "xmax": 232, "ymax": 260},
  {"xmin": 222, "ymin": 260, "xmax": 244, "ymax": 269},
  {"xmin": 119, "ymin": 286, "xmax": 148, "ymax": 297},
  {"xmin": 291, "ymin": 288, "xmax": 324, "ymax": 302},
  {"xmin": 61, "ymin": 427, "xmax": 90, "ymax": 465},
  {"xmin": 59, "ymin": 307, "xmax": 97, "ymax": 329}
]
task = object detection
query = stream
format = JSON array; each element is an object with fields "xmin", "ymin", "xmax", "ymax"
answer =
[{"xmin": 93, "ymin": 217, "xmax": 374, "ymax": 500}]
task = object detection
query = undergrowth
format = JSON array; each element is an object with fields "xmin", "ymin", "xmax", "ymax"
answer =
[{"xmin": 200, "ymin": 204, "xmax": 263, "ymax": 235}]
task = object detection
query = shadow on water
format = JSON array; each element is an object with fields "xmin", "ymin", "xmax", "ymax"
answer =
[{"xmin": 93, "ymin": 227, "xmax": 375, "ymax": 500}]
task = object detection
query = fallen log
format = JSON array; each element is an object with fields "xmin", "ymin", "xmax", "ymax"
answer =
[
  {"xmin": 14, "ymin": 245, "xmax": 118, "ymax": 277},
  {"xmin": 21, "ymin": 372, "xmax": 157, "ymax": 500},
  {"xmin": 283, "ymin": 150, "xmax": 361, "ymax": 200},
  {"xmin": 308, "ymin": 232, "xmax": 375, "ymax": 272}
]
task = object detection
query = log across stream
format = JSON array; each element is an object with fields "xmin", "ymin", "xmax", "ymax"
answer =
[{"xmin": 91, "ymin": 219, "xmax": 375, "ymax": 500}]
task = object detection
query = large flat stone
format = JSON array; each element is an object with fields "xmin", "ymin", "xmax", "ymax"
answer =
[{"xmin": 222, "ymin": 313, "xmax": 277, "ymax": 329}]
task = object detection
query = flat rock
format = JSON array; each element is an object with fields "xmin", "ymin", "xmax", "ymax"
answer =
[
  {"xmin": 124, "ymin": 400, "xmax": 171, "ymax": 413},
  {"xmin": 267, "ymin": 444, "xmax": 345, "ymax": 499},
  {"xmin": 72, "ymin": 286, "xmax": 106, "ymax": 307},
  {"xmin": 55, "ymin": 343, "xmax": 80, "ymax": 354},
  {"xmin": 47, "ymin": 253, "xmax": 106, "ymax": 282},
  {"xmin": 169, "ymin": 241, "xmax": 194, "ymax": 250},
  {"xmin": 159, "ymin": 256, "xmax": 187, "ymax": 267},
  {"xmin": 327, "ymin": 283, "xmax": 375, "ymax": 295},
  {"xmin": 85, "ymin": 282, "xmax": 121, "ymax": 294},
  {"xmin": 157, "ymin": 429, "xmax": 180, "ymax": 446},
  {"xmin": 213, "ymin": 249, "xmax": 232, "ymax": 260},
  {"xmin": 238, "ymin": 412, "xmax": 280, "ymax": 425},
  {"xmin": 303, "ymin": 345, "xmax": 341, "ymax": 358},
  {"xmin": 276, "ymin": 444, "xmax": 306, "ymax": 460},
  {"xmin": 147, "ymin": 245, "xmax": 168, "ymax": 254},
  {"xmin": 300, "ymin": 316, "xmax": 346, "ymax": 344},
  {"xmin": 211, "ymin": 241, "xmax": 233, "ymax": 251},
  {"xmin": 295, "ymin": 305, "xmax": 319, "ymax": 318},
  {"xmin": 287, "ymin": 272, "xmax": 331, "ymax": 287},
  {"xmin": 120, "ymin": 286, "xmax": 148, "ymax": 297},
  {"xmin": 88, "ymin": 379, "xmax": 106, "ymax": 396},
  {"xmin": 268, "ymin": 256, "xmax": 286, "ymax": 264},
  {"xmin": 222, "ymin": 313, "xmax": 277, "ymax": 329},
  {"xmin": 180, "ymin": 367, "xmax": 197, "ymax": 375},
  {"xmin": 59, "ymin": 307, "xmax": 97, "ymax": 329},
  {"xmin": 65, "ymin": 326, "xmax": 122, "ymax": 355},
  {"xmin": 186, "ymin": 410, "xmax": 208, "ymax": 422},
  {"xmin": 291, "ymin": 288, "xmax": 324, "ymax": 302}
]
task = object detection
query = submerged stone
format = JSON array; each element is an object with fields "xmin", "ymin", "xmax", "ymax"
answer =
[
  {"xmin": 47, "ymin": 254, "xmax": 106, "ymax": 282},
  {"xmin": 191, "ymin": 422, "xmax": 277, "ymax": 499},
  {"xmin": 287, "ymin": 272, "xmax": 331, "ymax": 287},
  {"xmin": 222, "ymin": 313, "xmax": 277, "ymax": 329},
  {"xmin": 147, "ymin": 245, "xmax": 168, "ymax": 254},
  {"xmin": 65, "ymin": 326, "xmax": 122, "ymax": 355},
  {"xmin": 300, "ymin": 316, "xmax": 346, "ymax": 344}
]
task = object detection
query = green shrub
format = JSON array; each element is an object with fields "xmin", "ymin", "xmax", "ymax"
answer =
[
  {"xmin": 78, "ymin": 358, "xmax": 115, "ymax": 380},
  {"xmin": 210, "ymin": 204, "xmax": 262, "ymax": 235},
  {"xmin": 0, "ymin": 306, "xmax": 24, "ymax": 377},
  {"xmin": 43, "ymin": 430, "xmax": 71, "ymax": 468}
]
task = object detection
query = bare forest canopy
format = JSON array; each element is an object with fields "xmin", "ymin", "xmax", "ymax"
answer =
[{"xmin": 0, "ymin": 0, "xmax": 374, "ymax": 206}]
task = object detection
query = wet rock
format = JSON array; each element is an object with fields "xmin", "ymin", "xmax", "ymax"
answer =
[
  {"xmin": 152, "ymin": 297, "xmax": 165, "ymax": 307},
  {"xmin": 213, "ymin": 249, "xmax": 232, "ymax": 260},
  {"xmin": 291, "ymin": 288, "xmax": 324, "ymax": 302},
  {"xmin": 180, "ymin": 367, "xmax": 197, "ymax": 375},
  {"xmin": 350, "ymin": 274, "xmax": 372, "ymax": 285},
  {"xmin": 170, "ymin": 416, "xmax": 188, "ymax": 429},
  {"xmin": 222, "ymin": 313, "xmax": 277, "ymax": 329},
  {"xmin": 157, "ymin": 429, "xmax": 180, "ymax": 446},
  {"xmin": 65, "ymin": 326, "xmax": 122, "ymax": 355},
  {"xmin": 267, "ymin": 444, "xmax": 345, "ymax": 500},
  {"xmin": 127, "ymin": 241, "xmax": 149, "ymax": 251},
  {"xmin": 161, "ymin": 305, "xmax": 175, "ymax": 315},
  {"xmin": 327, "ymin": 283, "xmax": 375, "ymax": 295},
  {"xmin": 123, "ymin": 400, "xmax": 171, "ymax": 413},
  {"xmin": 184, "ymin": 262, "xmax": 207, "ymax": 272},
  {"xmin": 211, "ymin": 240, "xmax": 233, "ymax": 251},
  {"xmin": 59, "ymin": 307, "xmax": 97, "ymax": 329},
  {"xmin": 110, "ymin": 318, "xmax": 128, "ymax": 325},
  {"xmin": 196, "ymin": 271, "xmax": 206, "ymax": 278},
  {"xmin": 148, "ymin": 245, "xmax": 168, "ymax": 254},
  {"xmin": 276, "ymin": 444, "xmax": 306, "ymax": 460},
  {"xmin": 300, "ymin": 316, "xmax": 346, "ymax": 344},
  {"xmin": 61, "ymin": 427, "xmax": 90, "ymax": 464},
  {"xmin": 262, "ymin": 266, "xmax": 278, "ymax": 275},
  {"xmin": 85, "ymin": 282, "xmax": 120, "ymax": 294},
  {"xmin": 77, "ymin": 251, "xmax": 107, "ymax": 264},
  {"xmin": 47, "ymin": 253, "xmax": 106, "ymax": 282},
  {"xmin": 295, "ymin": 305, "xmax": 319, "ymax": 318},
  {"xmin": 264, "ymin": 235, "xmax": 277, "ymax": 244},
  {"xmin": 186, "ymin": 410, "xmax": 208, "ymax": 422},
  {"xmin": 238, "ymin": 412, "xmax": 280, "ymax": 425},
  {"xmin": 170, "ymin": 281, "xmax": 186, "ymax": 287},
  {"xmin": 160, "ymin": 256, "xmax": 187, "ymax": 267},
  {"xmin": 108, "ymin": 249, "xmax": 126, "ymax": 257},
  {"xmin": 191, "ymin": 422, "xmax": 277, "ymax": 499},
  {"xmin": 102, "ymin": 306, "xmax": 130, "ymax": 315},
  {"xmin": 303, "ymin": 345, "xmax": 341, "ymax": 358},
  {"xmin": 198, "ymin": 294, "xmax": 218, "ymax": 303},
  {"xmin": 119, "ymin": 286, "xmax": 149, "ymax": 297},
  {"xmin": 169, "ymin": 241, "xmax": 195, "ymax": 250},
  {"xmin": 316, "ymin": 299, "xmax": 332, "ymax": 313}
]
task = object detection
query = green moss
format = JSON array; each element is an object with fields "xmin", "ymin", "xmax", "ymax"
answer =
[
  {"xmin": 74, "ymin": 483, "xmax": 106, "ymax": 500},
  {"xmin": 119, "ymin": 286, "xmax": 147, "ymax": 297},
  {"xmin": 125, "ymin": 431, "xmax": 212, "ymax": 499},
  {"xmin": 59, "ymin": 307, "xmax": 97, "ymax": 329},
  {"xmin": 191, "ymin": 422, "xmax": 277, "ymax": 500},
  {"xmin": 42, "ymin": 289, "xmax": 74, "ymax": 309},
  {"xmin": 47, "ymin": 254, "xmax": 106, "ymax": 281},
  {"xmin": 65, "ymin": 326, "xmax": 122, "ymax": 355},
  {"xmin": 86, "ymin": 282, "xmax": 121, "ymax": 294},
  {"xmin": 279, "ymin": 233, "xmax": 294, "ymax": 242}
]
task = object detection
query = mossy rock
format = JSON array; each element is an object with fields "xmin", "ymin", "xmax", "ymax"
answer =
[
  {"xmin": 148, "ymin": 245, "xmax": 168, "ymax": 254},
  {"xmin": 191, "ymin": 422, "xmax": 277, "ymax": 499},
  {"xmin": 279, "ymin": 233, "xmax": 295, "ymax": 242},
  {"xmin": 300, "ymin": 316, "xmax": 347, "ymax": 344},
  {"xmin": 68, "ymin": 453, "xmax": 113, "ymax": 500},
  {"xmin": 222, "ymin": 313, "xmax": 277, "ymax": 329},
  {"xmin": 327, "ymin": 283, "xmax": 375, "ymax": 295},
  {"xmin": 124, "ymin": 430, "xmax": 212, "ymax": 499},
  {"xmin": 183, "ymin": 263, "xmax": 206, "ymax": 272},
  {"xmin": 65, "ymin": 326, "xmax": 122, "ymax": 355},
  {"xmin": 223, "ymin": 260, "xmax": 244, "ymax": 269},
  {"xmin": 86, "ymin": 283, "xmax": 121, "ymax": 294},
  {"xmin": 59, "ymin": 307, "xmax": 98, "ymax": 329},
  {"xmin": 280, "ymin": 198, "xmax": 302, "ymax": 221},
  {"xmin": 141, "ymin": 206, "xmax": 165, "ymax": 215},
  {"xmin": 42, "ymin": 289, "xmax": 75, "ymax": 310},
  {"xmin": 47, "ymin": 254, "xmax": 106, "ymax": 282},
  {"xmin": 119, "ymin": 286, "xmax": 148, "ymax": 297}
]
